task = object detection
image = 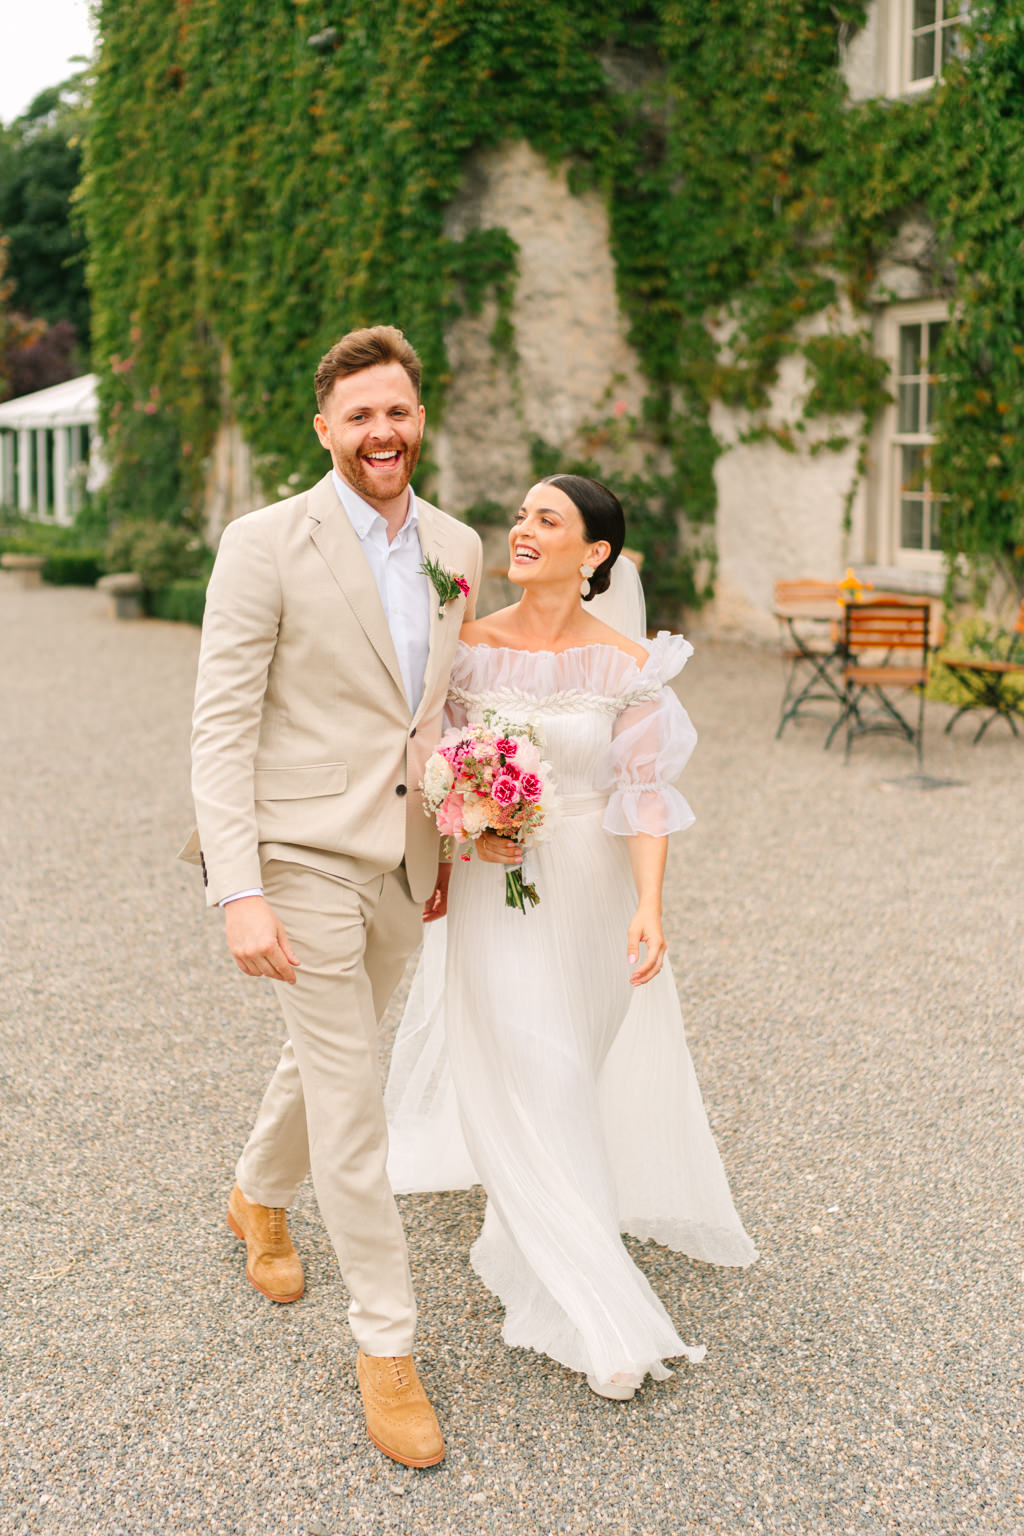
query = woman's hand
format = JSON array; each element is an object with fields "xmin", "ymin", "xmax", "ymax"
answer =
[
  {"xmin": 626, "ymin": 833, "xmax": 668, "ymax": 985},
  {"xmin": 627, "ymin": 902, "xmax": 667, "ymax": 986},
  {"xmin": 475, "ymin": 831, "xmax": 522, "ymax": 866}
]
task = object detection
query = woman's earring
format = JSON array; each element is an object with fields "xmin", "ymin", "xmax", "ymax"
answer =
[{"xmin": 579, "ymin": 563, "xmax": 596, "ymax": 597}]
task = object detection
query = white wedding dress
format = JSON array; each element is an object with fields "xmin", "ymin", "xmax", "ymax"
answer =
[{"xmin": 385, "ymin": 630, "xmax": 757, "ymax": 1387}]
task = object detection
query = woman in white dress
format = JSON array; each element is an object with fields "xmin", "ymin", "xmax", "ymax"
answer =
[{"xmin": 386, "ymin": 474, "xmax": 757, "ymax": 1399}]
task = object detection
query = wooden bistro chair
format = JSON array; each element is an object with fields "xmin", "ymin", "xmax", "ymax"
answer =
[
  {"xmin": 773, "ymin": 579, "xmax": 843, "ymax": 738},
  {"xmin": 826, "ymin": 598, "xmax": 933, "ymax": 764},
  {"xmin": 942, "ymin": 598, "xmax": 1024, "ymax": 743}
]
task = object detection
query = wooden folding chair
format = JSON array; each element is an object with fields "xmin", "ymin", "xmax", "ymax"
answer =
[
  {"xmin": 942, "ymin": 599, "xmax": 1024, "ymax": 742},
  {"xmin": 826, "ymin": 598, "xmax": 933, "ymax": 763},
  {"xmin": 773, "ymin": 579, "xmax": 843, "ymax": 738}
]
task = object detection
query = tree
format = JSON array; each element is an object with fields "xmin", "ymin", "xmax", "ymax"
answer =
[{"xmin": 0, "ymin": 71, "xmax": 91, "ymax": 389}]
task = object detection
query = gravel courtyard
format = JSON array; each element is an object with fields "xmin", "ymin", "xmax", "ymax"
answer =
[{"xmin": 1, "ymin": 581, "xmax": 1020, "ymax": 1536}]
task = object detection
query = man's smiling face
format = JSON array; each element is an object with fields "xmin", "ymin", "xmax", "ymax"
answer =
[{"xmin": 314, "ymin": 361, "xmax": 425, "ymax": 516}]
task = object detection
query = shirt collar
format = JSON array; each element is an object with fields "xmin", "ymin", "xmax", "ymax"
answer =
[{"xmin": 332, "ymin": 470, "xmax": 418, "ymax": 541}]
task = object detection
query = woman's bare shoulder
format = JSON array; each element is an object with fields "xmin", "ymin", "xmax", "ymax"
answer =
[
  {"xmin": 459, "ymin": 607, "xmax": 520, "ymax": 646},
  {"xmin": 582, "ymin": 615, "xmax": 650, "ymax": 667}
]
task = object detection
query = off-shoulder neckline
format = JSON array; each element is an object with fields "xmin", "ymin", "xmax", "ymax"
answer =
[{"xmin": 455, "ymin": 639, "xmax": 651, "ymax": 671}]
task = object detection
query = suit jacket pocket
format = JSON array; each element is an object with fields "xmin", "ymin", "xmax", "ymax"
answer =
[{"xmin": 253, "ymin": 762, "xmax": 348, "ymax": 800}]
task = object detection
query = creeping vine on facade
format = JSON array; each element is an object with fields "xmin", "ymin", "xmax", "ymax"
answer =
[{"xmin": 83, "ymin": 0, "xmax": 1024, "ymax": 601}]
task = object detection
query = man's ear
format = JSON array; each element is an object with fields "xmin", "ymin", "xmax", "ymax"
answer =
[{"xmin": 313, "ymin": 413, "xmax": 330, "ymax": 449}]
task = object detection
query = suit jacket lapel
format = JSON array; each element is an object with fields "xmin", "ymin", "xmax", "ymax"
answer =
[
  {"xmin": 414, "ymin": 498, "xmax": 462, "ymax": 726},
  {"xmin": 306, "ymin": 474, "xmax": 408, "ymax": 708}
]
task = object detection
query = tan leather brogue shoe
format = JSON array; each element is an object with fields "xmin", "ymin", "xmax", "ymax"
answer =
[
  {"xmin": 356, "ymin": 1350, "xmax": 445, "ymax": 1468},
  {"xmin": 226, "ymin": 1184, "xmax": 305, "ymax": 1303}
]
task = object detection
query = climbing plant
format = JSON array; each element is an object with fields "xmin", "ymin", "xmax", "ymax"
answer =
[{"xmin": 82, "ymin": 0, "xmax": 1024, "ymax": 606}]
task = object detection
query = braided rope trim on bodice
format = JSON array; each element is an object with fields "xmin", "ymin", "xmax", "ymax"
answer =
[
  {"xmin": 614, "ymin": 779, "xmax": 677, "ymax": 793},
  {"xmin": 448, "ymin": 680, "xmax": 663, "ymax": 715}
]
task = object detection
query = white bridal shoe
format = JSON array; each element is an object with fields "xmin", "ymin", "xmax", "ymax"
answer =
[{"xmin": 587, "ymin": 1373, "xmax": 641, "ymax": 1401}]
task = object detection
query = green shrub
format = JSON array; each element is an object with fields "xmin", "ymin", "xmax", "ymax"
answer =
[
  {"xmin": 147, "ymin": 578, "xmax": 207, "ymax": 626},
  {"xmin": 929, "ymin": 615, "xmax": 1024, "ymax": 706},
  {"xmin": 0, "ymin": 522, "xmax": 108, "ymax": 584},
  {"xmin": 105, "ymin": 520, "xmax": 210, "ymax": 592},
  {"xmin": 40, "ymin": 550, "xmax": 106, "ymax": 586}
]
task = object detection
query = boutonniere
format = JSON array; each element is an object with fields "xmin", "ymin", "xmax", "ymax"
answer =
[{"xmin": 420, "ymin": 554, "xmax": 470, "ymax": 617}]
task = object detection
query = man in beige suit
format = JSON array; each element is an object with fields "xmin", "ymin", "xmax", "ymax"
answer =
[{"xmin": 184, "ymin": 325, "xmax": 483, "ymax": 1469}]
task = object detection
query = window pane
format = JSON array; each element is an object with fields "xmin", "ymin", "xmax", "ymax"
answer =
[
  {"xmin": 899, "ymin": 325, "xmax": 922, "ymax": 377},
  {"xmin": 925, "ymin": 380, "xmax": 943, "ymax": 430},
  {"xmin": 899, "ymin": 381, "xmax": 922, "ymax": 433},
  {"xmin": 926, "ymin": 500, "xmax": 944, "ymax": 551},
  {"xmin": 901, "ymin": 500, "xmax": 925, "ymax": 549},
  {"xmin": 927, "ymin": 320, "xmax": 946, "ymax": 358},
  {"xmin": 902, "ymin": 445, "xmax": 926, "ymax": 492},
  {"xmin": 941, "ymin": 23, "xmax": 963, "ymax": 70},
  {"xmin": 914, "ymin": 0, "xmax": 937, "ymax": 26},
  {"xmin": 912, "ymin": 30, "xmax": 937, "ymax": 79}
]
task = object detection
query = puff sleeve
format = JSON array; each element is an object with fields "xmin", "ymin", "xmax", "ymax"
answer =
[{"xmin": 600, "ymin": 634, "xmax": 697, "ymax": 837}]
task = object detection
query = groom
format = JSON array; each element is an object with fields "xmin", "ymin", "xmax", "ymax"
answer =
[{"xmin": 183, "ymin": 324, "xmax": 483, "ymax": 1468}]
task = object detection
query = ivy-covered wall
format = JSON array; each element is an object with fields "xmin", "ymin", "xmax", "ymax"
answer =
[{"xmin": 82, "ymin": 0, "xmax": 1024, "ymax": 621}]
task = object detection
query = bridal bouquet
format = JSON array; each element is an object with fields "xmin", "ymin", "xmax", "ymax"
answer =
[{"xmin": 420, "ymin": 712, "xmax": 556, "ymax": 912}]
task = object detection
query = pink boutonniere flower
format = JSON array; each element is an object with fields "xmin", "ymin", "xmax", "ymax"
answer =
[{"xmin": 420, "ymin": 555, "xmax": 470, "ymax": 617}]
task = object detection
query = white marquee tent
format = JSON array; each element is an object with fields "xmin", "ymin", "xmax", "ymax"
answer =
[{"xmin": 0, "ymin": 373, "xmax": 101, "ymax": 523}]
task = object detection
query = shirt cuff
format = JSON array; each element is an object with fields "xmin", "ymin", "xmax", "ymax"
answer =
[{"xmin": 219, "ymin": 888, "xmax": 264, "ymax": 906}]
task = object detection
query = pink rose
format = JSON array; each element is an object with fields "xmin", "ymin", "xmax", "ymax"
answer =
[
  {"xmin": 455, "ymin": 575, "xmax": 470, "ymax": 597},
  {"xmin": 495, "ymin": 738, "xmax": 517, "ymax": 758},
  {"xmin": 436, "ymin": 792, "xmax": 464, "ymax": 837},
  {"xmin": 492, "ymin": 775, "xmax": 520, "ymax": 806},
  {"xmin": 519, "ymin": 773, "xmax": 542, "ymax": 802}
]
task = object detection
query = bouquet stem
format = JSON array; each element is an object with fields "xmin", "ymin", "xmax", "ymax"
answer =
[{"xmin": 505, "ymin": 867, "xmax": 540, "ymax": 912}]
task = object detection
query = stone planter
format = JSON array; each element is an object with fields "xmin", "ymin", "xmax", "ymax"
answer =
[
  {"xmin": 97, "ymin": 571, "xmax": 146, "ymax": 620},
  {"xmin": 1, "ymin": 553, "xmax": 46, "ymax": 589}
]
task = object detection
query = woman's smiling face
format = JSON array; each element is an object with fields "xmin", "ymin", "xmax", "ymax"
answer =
[{"xmin": 507, "ymin": 483, "xmax": 609, "ymax": 591}]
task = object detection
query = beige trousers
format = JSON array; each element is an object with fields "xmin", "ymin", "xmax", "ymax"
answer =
[{"xmin": 235, "ymin": 859, "xmax": 423, "ymax": 1355}]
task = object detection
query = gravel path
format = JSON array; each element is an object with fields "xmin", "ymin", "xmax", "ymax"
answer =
[{"xmin": 1, "ymin": 582, "xmax": 1021, "ymax": 1536}]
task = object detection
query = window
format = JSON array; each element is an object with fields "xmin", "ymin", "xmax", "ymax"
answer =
[
  {"xmin": 905, "ymin": 0, "xmax": 969, "ymax": 90},
  {"xmin": 878, "ymin": 305, "xmax": 949, "ymax": 567}
]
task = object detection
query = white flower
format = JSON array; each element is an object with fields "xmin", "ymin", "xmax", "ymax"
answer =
[
  {"xmin": 421, "ymin": 754, "xmax": 454, "ymax": 806},
  {"xmin": 461, "ymin": 798, "xmax": 491, "ymax": 837}
]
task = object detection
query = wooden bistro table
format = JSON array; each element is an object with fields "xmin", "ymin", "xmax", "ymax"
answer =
[{"xmin": 773, "ymin": 597, "xmax": 846, "ymax": 738}]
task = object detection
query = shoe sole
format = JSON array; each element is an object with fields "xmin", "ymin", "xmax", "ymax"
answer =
[
  {"xmin": 226, "ymin": 1211, "xmax": 305, "ymax": 1304},
  {"xmin": 586, "ymin": 1373, "xmax": 638, "ymax": 1400},
  {"xmin": 365, "ymin": 1426, "xmax": 445, "ymax": 1469}
]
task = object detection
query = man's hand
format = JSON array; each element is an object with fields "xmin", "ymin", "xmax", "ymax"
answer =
[
  {"xmin": 422, "ymin": 862, "xmax": 453, "ymax": 923},
  {"xmin": 224, "ymin": 895, "xmax": 300, "ymax": 984}
]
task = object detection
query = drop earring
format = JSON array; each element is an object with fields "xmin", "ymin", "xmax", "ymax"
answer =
[{"xmin": 579, "ymin": 563, "xmax": 596, "ymax": 597}]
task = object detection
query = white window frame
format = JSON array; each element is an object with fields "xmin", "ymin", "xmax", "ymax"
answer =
[
  {"xmin": 887, "ymin": 0, "xmax": 970, "ymax": 98},
  {"xmin": 877, "ymin": 300, "xmax": 951, "ymax": 573}
]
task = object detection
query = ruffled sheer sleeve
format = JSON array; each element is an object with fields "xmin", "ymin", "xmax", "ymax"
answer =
[{"xmin": 600, "ymin": 634, "xmax": 697, "ymax": 837}]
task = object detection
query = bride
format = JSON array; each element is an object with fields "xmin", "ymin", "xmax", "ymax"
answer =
[{"xmin": 385, "ymin": 473, "xmax": 757, "ymax": 1399}]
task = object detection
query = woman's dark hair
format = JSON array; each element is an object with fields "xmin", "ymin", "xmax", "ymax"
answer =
[{"xmin": 540, "ymin": 474, "xmax": 625, "ymax": 601}]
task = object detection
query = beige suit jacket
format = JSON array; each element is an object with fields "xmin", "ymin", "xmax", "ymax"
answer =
[{"xmin": 180, "ymin": 472, "xmax": 484, "ymax": 906}]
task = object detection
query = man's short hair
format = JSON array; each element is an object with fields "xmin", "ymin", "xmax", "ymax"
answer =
[{"xmin": 314, "ymin": 325, "xmax": 422, "ymax": 409}]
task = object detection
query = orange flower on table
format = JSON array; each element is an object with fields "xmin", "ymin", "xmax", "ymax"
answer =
[{"xmin": 838, "ymin": 567, "xmax": 874, "ymax": 604}]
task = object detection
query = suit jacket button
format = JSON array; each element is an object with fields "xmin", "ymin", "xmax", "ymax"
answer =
[
  {"xmin": 396, "ymin": 783, "xmax": 408, "ymax": 796},
  {"xmin": 409, "ymin": 727, "xmax": 417, "ymax": 738}
]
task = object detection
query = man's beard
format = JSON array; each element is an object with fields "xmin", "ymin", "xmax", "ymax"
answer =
[{"xmin": 337, "ymin": 436, "xmax": 422, "ymax": 506}]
